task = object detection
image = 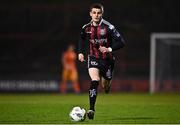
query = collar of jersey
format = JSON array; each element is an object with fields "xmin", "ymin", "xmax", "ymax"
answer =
[{"xmin": 90, "ymin": 18, "xmax": 103, "ymax": 26}]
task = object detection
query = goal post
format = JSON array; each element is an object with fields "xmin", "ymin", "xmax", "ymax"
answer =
[{"xmin": 150, "ymin": 33, "xmax": 180, "ymax": 93}]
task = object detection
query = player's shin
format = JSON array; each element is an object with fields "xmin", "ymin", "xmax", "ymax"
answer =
[{"xmin": 89, "ymin": 80, "xmax": 99, "ymax": 111}]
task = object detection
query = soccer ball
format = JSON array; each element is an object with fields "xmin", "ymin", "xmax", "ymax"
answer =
[{"xmin": 69, "ymin": 106, "xmax": 86, "ymax": 122}]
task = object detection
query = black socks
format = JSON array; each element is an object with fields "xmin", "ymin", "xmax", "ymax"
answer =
[{"xmin": 89, "ymin": 80, "xmax": 99, "ymax": 111}]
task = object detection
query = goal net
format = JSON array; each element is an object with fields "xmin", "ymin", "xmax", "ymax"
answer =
[{"xmin": 150, "ymin": 33, "xmax": 180, "ymax": 93}]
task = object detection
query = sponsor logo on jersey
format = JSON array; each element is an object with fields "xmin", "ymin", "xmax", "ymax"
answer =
[
  {"xmin": 90, "ymin": 38, "xmax": 107, "ymax": 44},
  {"xmin": 91, "ymin": 61, "xmax": 98, "ymax": 66}
]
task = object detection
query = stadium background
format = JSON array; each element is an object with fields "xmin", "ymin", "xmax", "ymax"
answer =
[{"xmin": 0, "ymin": 0, "xmax": 180, "ymax": 92}]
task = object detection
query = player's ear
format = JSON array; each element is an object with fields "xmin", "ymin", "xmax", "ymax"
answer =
[
  {"xmin": 101, "ymin": 12, "xmax": 103, "ymax": 16},
  {"xmin": 89, "ymin": 11, "xmax": 92, "ymax": 17}
]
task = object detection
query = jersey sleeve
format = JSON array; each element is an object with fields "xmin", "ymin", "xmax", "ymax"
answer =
[
  {"xmin": 110, "ymin": 26, "xmax": 125, "ymax": 51},
  {"xmin": 78, "ymin": 26, "xmax": 86, "ymax": 54}
]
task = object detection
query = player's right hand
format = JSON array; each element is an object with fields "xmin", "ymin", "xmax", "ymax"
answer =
[{"xmin": 78, "ymin": 53, "xmax": 85, "ymax": 62}]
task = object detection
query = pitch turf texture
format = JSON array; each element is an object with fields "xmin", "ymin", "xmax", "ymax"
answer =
[{"xmin": 0, "ymin": 93, "xmax": 180, "ymax": 124}]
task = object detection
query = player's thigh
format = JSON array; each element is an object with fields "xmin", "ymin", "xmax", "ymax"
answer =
[
  {"xmin": 70, "ymin": 70, "xmax": 78, "ymax": 81},
  {"xmin": 100, "ymin": 58, "xmax": 115, "ymax": 81},
  {"xmin": 88, "ymin": 68, "xmax": 100, "ymax": 81},
  {"xmin": 62, "ymin": 70, "xmax": 68, "ymax": 81}
]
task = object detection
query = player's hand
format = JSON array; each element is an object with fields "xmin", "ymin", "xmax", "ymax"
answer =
[
  {"xmin": 99, "ymin": 46, "xmax": 112, "ymax": 53},
  {"xmin": 78, "ymin": 53, "xmax": 85, "ymax": 62}
]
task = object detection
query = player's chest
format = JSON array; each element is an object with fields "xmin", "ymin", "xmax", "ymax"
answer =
[{"xmin": 85, "ymin": 26, "xmax": 108, "ymax": 38}]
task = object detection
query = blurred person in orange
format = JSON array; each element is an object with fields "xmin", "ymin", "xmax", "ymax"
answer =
[{"xmin": 60, "ymin": 44, "xmax": 80, "ymax": 93}]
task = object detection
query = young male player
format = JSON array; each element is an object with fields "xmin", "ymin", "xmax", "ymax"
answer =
[{"xmin": 78, "ymin": 3, "xmax": 125, "ymax": 119}]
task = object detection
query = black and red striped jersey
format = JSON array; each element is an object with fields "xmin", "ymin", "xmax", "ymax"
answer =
[{"xmin": 78, "ymin": 18, "xmax": 125, "ymax": 59}]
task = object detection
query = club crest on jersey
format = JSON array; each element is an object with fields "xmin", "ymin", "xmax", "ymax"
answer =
[{"xmin": 100, "ymin": 29, "xmax": 105, "ymax": 36}]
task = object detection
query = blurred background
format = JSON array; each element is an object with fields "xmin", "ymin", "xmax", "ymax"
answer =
[{"xmin": 0, "ymin": 0, "xmax": 180, "ymax": 93}]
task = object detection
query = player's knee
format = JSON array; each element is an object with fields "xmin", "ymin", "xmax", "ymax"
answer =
[
  {"xmin": 91, "ymin": 77, "xmax": 100, "ymax": 81},
  {"xmin": 90, "ymin": 80, "xmax": 99, "ymax": 89}
]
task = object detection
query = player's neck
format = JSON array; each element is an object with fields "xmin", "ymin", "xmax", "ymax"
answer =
[
  {"xmin": 92, "ymin": 21, "xmax": 99, "ymax": 26},
  {"xmin": 92, "ymin": 18, "xmax": 103, "ymax": 26}
]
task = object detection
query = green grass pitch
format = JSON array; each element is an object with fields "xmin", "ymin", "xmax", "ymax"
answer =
[{"xmin": 0, "ymin": 93, "xmax": 180, "ymax": 124}]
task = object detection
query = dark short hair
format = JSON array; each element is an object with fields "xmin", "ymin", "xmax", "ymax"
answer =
[{"xmin": 90, "ymin": 3, "xmax": 104, "ymax": 13}]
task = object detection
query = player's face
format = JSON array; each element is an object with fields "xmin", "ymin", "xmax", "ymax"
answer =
[{"xmin": 90, "ymin": 8, "xmax": 103, "ymax": 24}]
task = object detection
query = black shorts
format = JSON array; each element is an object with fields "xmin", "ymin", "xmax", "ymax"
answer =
[{"xmin": 87, "ymin": 55, "xmax": 115, "ymax": 80}]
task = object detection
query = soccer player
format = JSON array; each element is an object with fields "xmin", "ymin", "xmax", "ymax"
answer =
[
  {"xmin": 78, "ymin": 3, "xmax": 125, "ymax": 119},
  {"xmin": 60, "ymin": 44, "xmax": 80, "ymax": 94}
]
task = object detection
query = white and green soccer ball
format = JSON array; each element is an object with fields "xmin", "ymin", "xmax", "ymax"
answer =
[{"xmin": 69, "ymin": 106, "xmax": 86, "ymax": 122}]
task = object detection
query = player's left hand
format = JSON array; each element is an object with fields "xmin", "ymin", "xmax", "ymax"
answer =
[{"xmin": 99, "ymin": 46, "xmax": 109, "ymax": 53}]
